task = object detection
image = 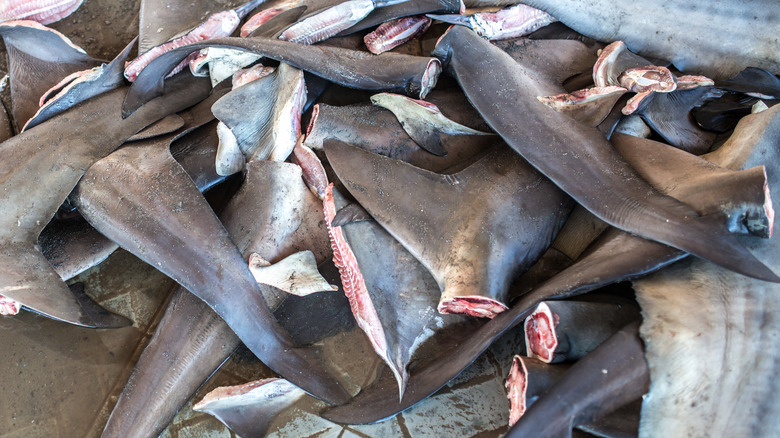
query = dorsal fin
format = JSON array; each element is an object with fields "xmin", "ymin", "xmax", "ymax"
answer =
[{"xmin": 0, "ymin": 20, "xmax": 103, "ymax": 128}]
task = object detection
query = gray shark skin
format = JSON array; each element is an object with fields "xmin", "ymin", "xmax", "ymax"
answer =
[
  {"xmin": 633, "ymin": 103, "xmax": 780, "ymax": 438},
  {"xmin": 39, "ymin": 218, "xmax": 120, "ymax": 282},
  {"xmin": 122, "ymin": 35, "xmax": 441, "ymax": 116},
  {"xmin": 325, "ymin": 140, "xmax": 574, "ymax": 316},
  {"xmin": 305, "ymin": 102, "xmax": 496, "ymax": 172},
  {"xmin": 506, "ymin": 321, "xmax": 648, "ymax": 438},
  {"xmin": 0, "ymin": 20, "xmax": 103, "ymax": 129},
  {"xmin": 101, "ymin": 160, "xmax": 337, "ymax": 438},
  {"xmin": 430, "ymin": 25, "xmax": 778, "ymax": 283},
  {"xmin": 139, "ymin": 0, "xmax": 225, "ymax": 54},
  {"xmin": 73, "ymin": 128, "xmax": 348, "ymax": 405},
  {"xmin": 519, "ymin": 0, "xmax": 779, "ymax": 80},
  {"xmin": 322, "ymin": 115, "xmax": 773, "ymax": 424},
  {"xmin": 0, "ymin": 74, "xmax": 210, "ymax": 328},
  {"xmin": 0, "ymin": 101, "xmax": 12, "ymax": 140}
]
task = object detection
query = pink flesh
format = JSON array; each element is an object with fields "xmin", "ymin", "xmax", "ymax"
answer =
[
  {"xmin": 0, "ymin": 295, "xmax": 21, "ymax": 315},
  {"xmin": 621, "ymin": 90, "xmax": 653, "ymax": 115},
  {"xmin": 194, "ymin": 378, "xmax": 279, "ymax": 408},
  {"xmin": 420, "ymin": 59, "xmax": 442, "ymax": 99},
  {"xmin": 505, "ymin": 355, "xmax": 528, "ymax": 427},
  {"xmin": 592, "ymin": 41, "xmax": 624, "ymax": 87},
  {"xmin": 38, "ymin": 69, "xmax": 87, "ymax": 107},
  {"xmin": 438, "ymin": 296, "xmax": 508, "ymax": 318},
  {"xmin": 292, "ymin": 136, "xmax": 328, "ymax": 199},
  {"xmin": 524, "ymin": 305, "xmax": 558, "ymax": 363},
  {"xmin": 618, "ymin": 66, "xmax": 677, "ymax": 93},
  {"xmin": 124, "ymin": 10, "xmax": 240, "ymax": 82},
  {"xmin": 305, "ymin": 104, "xmax": 320, "ymax": 139},
  {"xmin": 231, "ymin": 64, "xmax": 275, "ymax": 89},
  {"xmin": 364, "ymin": 15, "xmax": 431, "ymax": 55},
  {"xmin": 240, "ymin": 7, "xmax": 284, "ymax": 37},
  {"xmin": 0, "ymin": 0, "xmax": 83, "ymax": 25},
  {"xmin": 676, "ymin": 74, "xmax": 715, "ymax": 90},
  {"xmin": 324, "ymin": 184, "xmax": 391, "ymax": 366},
  {"xmin": 538, "ymin": 85, "xmax": 627, "ymax": 106}
]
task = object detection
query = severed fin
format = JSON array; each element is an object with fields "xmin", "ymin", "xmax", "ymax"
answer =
[
  {"xmin": 127, "ymin": 114, "xmax": 185, "ymax": 142},
  {"xmin": 537, "ymin": 86, "xmax": 627, "ymax": 127},
  {"xmin": 632, "ymin": 86, "xmax": 724, "ymax": 155},
  {"xmin": 0, "ymin": 20, "xmax": 103, "ymax": 129},
  {"xmin": 212, "ymin": 62, "xmax": 306, "ymax": 163},
  {"xmin": 717, "ymin": 67, "xmax": 780, "ymax": 99},
  {"xmin": 194, "ymin": 378, "xmax": 306, "ymax": 438},
  {"xmin": 506, "ymin": 322, "xmax": 648, "ymax": 438},
  {"xmin": 332, "ymin": 202, "xmax": 373, "ymax": 227},
  {"xmin": 291, "ymin": 136, "xmax": 329, "ymax": 199},
  {"xmin": 426, "ymin": 13, "xmax": 472, "ymax": 28},
  {"xmin": 325, "ymin": 140, "xmax": 572, "ymax": 318},
  {"xmin": 592, "ymin": 41, "xmax": 654, "ymax": 88},
  {"xmin": 23, "ymin": 38, "xmax": 137, "ymax": 131},
  {"xmin": 371, "ymin": 92, "xmax": 493, "ymax": 156},
  {"xmin": 0, "ymin": 243, "xmax": 130, "ymax": 328},
  {"xmin": 248, "ymin": 251, "xmax": 338, "ymax": 296}
]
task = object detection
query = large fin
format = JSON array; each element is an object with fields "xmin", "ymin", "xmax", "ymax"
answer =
[
  {"xmin": 431, "ymin": 26, "xmax": 779, "ymax": 282},
  {"xmin": 0, "ymin": 20, "xmax": 103, "ymax": 128},
  {"xmin": 326, "ymin": 140, "xmax": 573, "ymax": 315},
  {"xmin": 73, "ymin": 138, "xmax": 348, "ymax": 405}
]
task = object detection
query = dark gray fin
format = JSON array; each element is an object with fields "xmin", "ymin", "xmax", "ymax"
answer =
[
  {"xmin": 338, "ymin": 0, "xmax": 461, "ymax": 35},
  {"xmin": 0, "ymin": 20, "xmax": 103, "ymax": 128},
  {"xmin": 23, "ymin": 38, "xmax": 137, "ymax": 131},
  {"xmin": 493, "ymin": 38, "xmax": 599, "ymax": 85},
  {"xmin": 717, "ymin": 67, "xmax": 780, "ymax": 99},
  {"xmin": 425, "ymin": 13, "xmax": 473, "ymax": 28},
  {"xmin": 506, "ymin": 322, "xmax": 648, "ymax": 438},
  {"xmin": 0, "ymin": 243, "xmax": 128, "ymax": 328},
  {"xmin": 325, "ymin": 140, "xmax": 573, "ymax": 317},
  {"xmin": 193, "ymin": 379, "xmax": 306, "ymax": 438},
  {"xmin": 524, "ymin": 299, "xmax": 641, "ymax": 363},
  {"xmin": 692, "ymin": 92, "xmax": 760, "ymax": 133},
  {"xmin": 73, "ymin": 138, "xmax": 347, "ymax": 405},
  {"xmin": 127, "ymin": 114, "xmax": 185, "ymax": 142},
  {"xmin": 39, "ymin": 218, "xmax": 119, "ymax": 281},
  {"xmin": 431, "ymin": 26, "xmax": 779, "ymax": 283},
  {"xmin": 247, "ymin": 6, "xmax": 308, "ymax": 38},
  {"xmin": 123, "ymin": 36, "xmax": 441, "ymax": 116},
  {"xmin": 527, "ymin": 21, "xmax": 599, "ymax": 48},
  {"xmin": 305, "ymin": 102, "xmax": 495, "ymax": 173},
  {"xmin": 633, "ymin": 86, "xmax": 724, "ymax": 155},
  {"xmin": 332, "ymin": 202, "xmax": 373, "ymax": 227}
]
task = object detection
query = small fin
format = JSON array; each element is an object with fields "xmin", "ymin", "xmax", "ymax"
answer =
[
  {"xmin": 194, "ymin": 378, "xmax": 306, "ymax": 438},
  {"xmin": 215, "ymin": 121, "xmax": 246, "ymax": 176},
  {"xmin": 248, "ymin": 251, "xmax": 338, "ymax": 296},
  {"xmin": 333, "ymin": 203, "xmax": 373, "ymax": 227},
  {"xmin": 371, "ymin": 92, "xmax": 492, "ymax": 156}
]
